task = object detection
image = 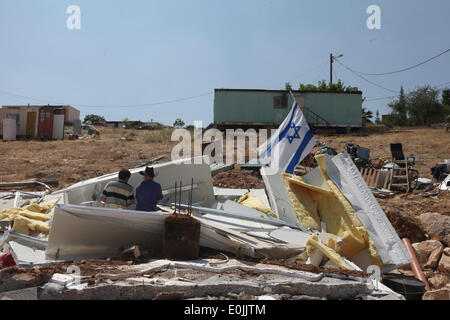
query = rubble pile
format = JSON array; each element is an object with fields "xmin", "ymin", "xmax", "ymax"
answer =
[
  {"xmin": 394, "ymin": 213, "xmax": 450, "ymax": 300},
  {"xmin": 0, "ymin": 152, "xmax": 448, "ymax": 300}
]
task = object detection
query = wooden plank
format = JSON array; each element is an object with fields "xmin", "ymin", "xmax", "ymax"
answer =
[
  {"xmin": 383, "ymin": 169, "xmax": 390, "ymax": 189},
  {"xmin": 371, "ymin": 169, "xmax": 377, "ymax": 187},
  {"xmin": 366, "ymin": 169, "xmax": 372, "ymax": 186},
  {"xmin": 374, "ymin": 169, "xmax": 381, "ymax": 188},
  {"xmin": 363, "ymin": 168, "xmax": 369, "ymax": 181},
  {"xmin": 360, "ymin": 168, "xmax": 366, "ymax": 182},
  {"xmin": 370, "ymin": 169, "xmax": 377, "ymax": 187}
]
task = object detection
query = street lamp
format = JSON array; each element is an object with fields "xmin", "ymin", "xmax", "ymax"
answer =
[{"xmin": 330, "ymin": 53, "xmax": 343, "ymax": 84}]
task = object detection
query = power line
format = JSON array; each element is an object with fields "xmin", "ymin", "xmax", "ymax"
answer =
[
  {"xmin": 0, "ymin": 89, "xmax": 214, "ymax": 109},
  {"xmin": 334, "ymin": 60, "xmax": 399, "ymax": 94},
  {"xmin": 332, "ymin": 65, "xmax": 339, "ymax": 82},
  {"xmin": 75, "ymin": 92, "xmax": 213, "ymax": 109},
  {"xmin": 365, "ymin": 95, "xmax": 397, "ymax": 102},
  {"xmin": 342, "ymin": 48, "xmax": 450, "ymax": 76},
  {"xmin": 365, "ymin": 81, "xmax": 450, "ymax": 101}
]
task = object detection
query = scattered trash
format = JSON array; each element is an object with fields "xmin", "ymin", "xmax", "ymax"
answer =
[
  {"xmin": 121, "ymin": 245, "xmax": 141, "ymax": 260},
  {"xmin": 0, "ymin": 253, "xmax": 16, "ymax": 269}
]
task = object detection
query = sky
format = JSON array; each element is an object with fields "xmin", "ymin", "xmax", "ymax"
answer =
[{"xmin": 0, "ymin": 0, "xmax": 449, "ymax": 126}]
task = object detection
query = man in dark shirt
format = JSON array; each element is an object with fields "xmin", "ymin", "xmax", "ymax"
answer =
[{"xmin": 136, "ymin": 167, "xmax": 163, "ymax": 212}]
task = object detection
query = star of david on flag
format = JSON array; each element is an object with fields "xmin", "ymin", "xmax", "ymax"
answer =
[{"xmin": 287, "ymin": 123, "xmax": 302, "ymax": 144}]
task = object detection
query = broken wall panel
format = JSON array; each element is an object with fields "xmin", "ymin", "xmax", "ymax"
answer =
[
  {"xmin": 260, "ymin": 166, "xmax": 303, "ymax": 229},
  {"xmin": 60, "ymin": 157, "xmax": 215, "ymax": 207},
  {"xmin": 324, "ymin": 153, "xmax": 412, "ymax": 271},
  {"xmin": 46, "ymin": 204, "xmax": 262, "ymax": 261}
]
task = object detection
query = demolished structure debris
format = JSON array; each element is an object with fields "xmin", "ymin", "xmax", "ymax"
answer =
[{"xmin": 0, "ymin": 150, "xmax": 430, "ymax": 300}]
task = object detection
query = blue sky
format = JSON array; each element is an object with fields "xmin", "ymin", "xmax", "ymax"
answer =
[{"xmin": 1, "ymin": 0, "xmax": 449, "ymax": 125}]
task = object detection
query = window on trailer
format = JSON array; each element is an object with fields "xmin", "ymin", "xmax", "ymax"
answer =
[{"xmin": 273, "ymin": 95, "xmax": 288, "ymax": 109}]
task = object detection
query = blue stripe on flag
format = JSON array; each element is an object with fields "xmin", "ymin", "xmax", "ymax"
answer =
[
  {"xmin": 285, "ymin": 129, "xmax": 314, "ymax": 174},
  {"xmin": 260, "ymin": 103, "xmax": 298, "ymax": 158}
]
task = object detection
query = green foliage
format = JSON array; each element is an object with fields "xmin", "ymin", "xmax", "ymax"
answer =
[
  {"xmin": 297, "ymin": 80, "xmax": 358, "ymax": 92},
  {"xmin": 375, "ymin": 110, "xmax": 381, "ymax": 124},
  {"xmin": 442, "ymin": 89, "xmax": 450, "ymax": 106},
  {"xmin": 285, "ymin": 82, "xmax": 293, "ymax": 91},
  {"xmin": 173, "ymin": 118, "xmax": 185, "ymax": 128},
  {"xmin": 442, "ymin": 89, "xmax": 450, "ymax": 123},
  {"xmin": 387, "ymin": 86, "xmax": 407, "ymax": 126},
  {"xmin": 83, "ymin": 114, "xmax": 105, "ymax": 124},
  {"xmin": 406, "ymin": 86, "xmax": 443, "ymax": 126},
  {"xmin": 122, "ymin": 118, "xmax": 133, "ymax": 129},
  {"xmin": 388, "ymin": 85, "xmax": 446, "ymax": 126},
  {"xmin": 362, "ymin": 107, "xmax": 374, "ymax": 124}
]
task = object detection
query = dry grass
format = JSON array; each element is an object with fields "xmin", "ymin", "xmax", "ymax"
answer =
[
  {"xmin": 0, "ymin": 127, "xmax": 176, "ymax": 188},
  {"xmin": 316, "ymin": 127, "xmax": 450, "ymax": 179},
  {"xmin": 0, "ymin": 126, "xmax": 449, "ymax": 190}
]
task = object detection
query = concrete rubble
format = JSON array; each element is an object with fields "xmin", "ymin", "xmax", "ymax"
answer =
[{"xmin": 0, "ymin": 154, "xmax": 447, "ymax": 300}]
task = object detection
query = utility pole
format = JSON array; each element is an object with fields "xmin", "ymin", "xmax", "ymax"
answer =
[{"xmin": 330, "ymin": 53, "xmax": 343, "ymax": 84}]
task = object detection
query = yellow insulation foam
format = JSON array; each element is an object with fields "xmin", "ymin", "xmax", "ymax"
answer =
[
  {"xmin": 237, "ymin": 192, "xmax": 277, "ymax": 218},
  {"xmin": 315, "ymin": 155, "xmax": 382, "ymax": 265},
  {"xmin": 12, "ymin": 215, "xmax": 50, "ymax": 236},
  {"xmin": 0, "ymin": 197, "xmax": 59, "ymax": 236},
  {"xmin": 280, "ymin": 174, "xmax": 322, "ymax": 230},
  {"xmin": 281, "ymin": 154, "xmax": 383, "ymax": 266},
  {"xmin": 306, "ymin": 235, "xmax": 352, "ymax": 270},
  {"xmin": 24, "ymin": 203, "xmax": 49, "ymax": 213},
  {"xmin": 1, "ymin": 208, "xmax": 51, "ymax": 221}
]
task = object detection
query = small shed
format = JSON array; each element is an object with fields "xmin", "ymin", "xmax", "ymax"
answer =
[
  {"xmin": 0, "ymin": 105, "xmax": 80, "ymax": 138},
  {"xmin": 0, "ymin": 105, "xmax": 41, "ymax": 137},
  {"xmin": 38, "ymin": 106, "xmax": 65, "ymax": 139}
]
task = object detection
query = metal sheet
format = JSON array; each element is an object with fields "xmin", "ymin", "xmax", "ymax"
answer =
[
  {"xmin": 46, "ymin": 204, "xmax": 255, "ymax": 261},
  {"xmin": 269, "ymin": 228, "xmax": 311, "ymax": 246},
  {"xmin": 52, "ymin": 115, "xmax": 64, "ymax": 140},
  {"xmin": 213, "ymin": 188, "xmax": 270, "ymax": 208},
  {"xmin": 260, "ymin": 166, "xmax": 302, "ymax": 229},
  {"xmin": 2, "ymin": 118, "xmax": 16, "ymax": 141}
]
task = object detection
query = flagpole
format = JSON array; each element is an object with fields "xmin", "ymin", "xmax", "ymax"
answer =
[{"xmin": 289, "ymin": 90, "xmax": 297, "ymax": 110}]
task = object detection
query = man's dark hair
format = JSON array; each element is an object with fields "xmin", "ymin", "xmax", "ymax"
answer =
[{"xmin": 118, "ymin": 169, "xmax": 131, "ymax": 181}]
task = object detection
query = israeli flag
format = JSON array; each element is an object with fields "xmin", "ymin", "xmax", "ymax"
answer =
[{"xmin": 258, "ymin": 97, "xmax": 316, "ymax": 174}]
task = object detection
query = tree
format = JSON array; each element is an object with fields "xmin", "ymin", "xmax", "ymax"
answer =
[
  {"xmin": 442, "ymin": 89, "xmax": 450, "ymax": 106},
  {"xmin": 442, "ymin": 89, "xmax": 450, "ymax": 122},
  {"xmin": 387, "ymin": 86, "xmax": 407, "ymax": 126},
  {"xmin": 375, "ymin": 110, "xmax": 381, "ymax": 124},
  {"xmin": 406, "ymin": 86, "xmax": 443, "ymax": 126},
  {"xmin": 285, "ymin": 82, "xmax": 293, "ymax": 91},
  {"xmin": 362, "ymin": 107, "xmax": 374, "ymax": 124},
  {"xmin": 122, "ymin": 118, "xmax": 132, "ymax": 129},
  {"xmin": 297, "ymin": 79, "xmax": 358, "ymax": 92},
  {"xmin": 173, "ymin": 118, "xmax": 185, "ymax": 128},
  {"xmin": 83, "ymin": 114, "xmax": 105, "ymax": 124}
]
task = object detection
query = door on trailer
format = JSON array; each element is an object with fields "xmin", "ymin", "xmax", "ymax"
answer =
[
  {"xmin": 38, "ymin": 109, "xmax": 53, "ymax": 138},
  {"xmin": 26, "ymin": 112, "xmax": 37, "ymax": 137}
]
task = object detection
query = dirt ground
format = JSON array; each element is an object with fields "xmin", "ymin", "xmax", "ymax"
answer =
[{"xmin": 0, "ymin": 125, "xmax": 449, "ymax": 239}]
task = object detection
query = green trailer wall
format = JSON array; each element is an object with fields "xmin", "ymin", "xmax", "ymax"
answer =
[{"xmin": 214, "ymin": 89, "xmax": 363, "ymax": 127}]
